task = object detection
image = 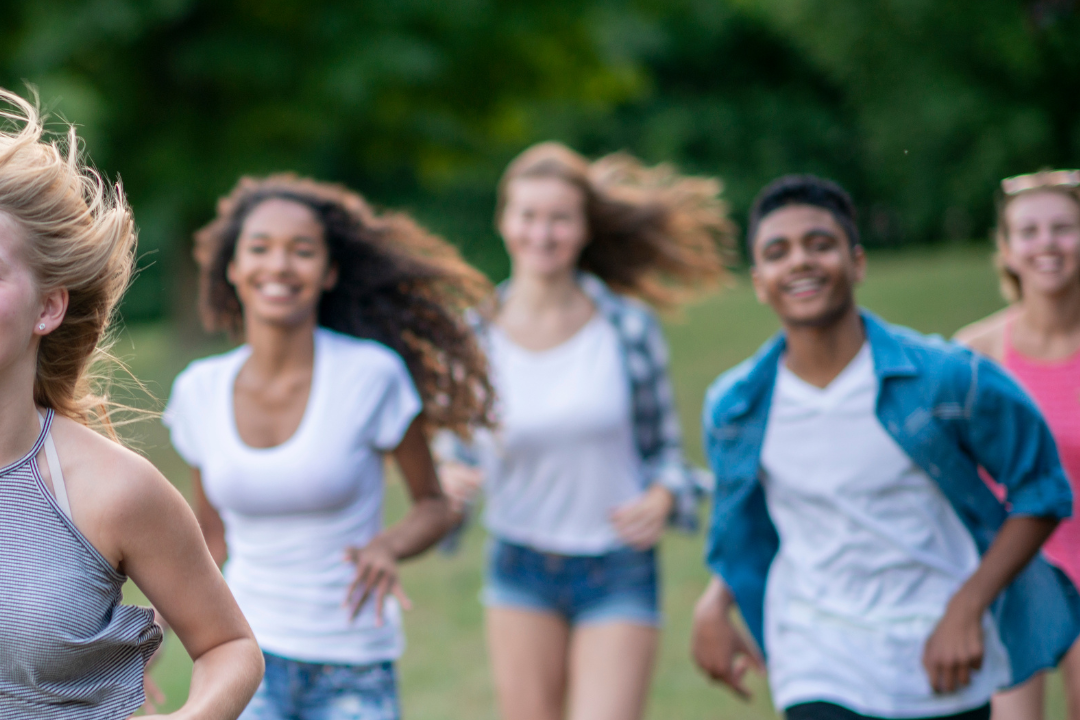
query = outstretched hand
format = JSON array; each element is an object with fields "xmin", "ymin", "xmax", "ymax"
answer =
[
  {"xmin": 691, "ymin": 577, "xmax": 765, "ymax": 700},
  {"xmin": 345, "ymin": 538, "xmax": 412, "ymax": 625}
]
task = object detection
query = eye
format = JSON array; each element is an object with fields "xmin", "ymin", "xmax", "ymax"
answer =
[{"xmin": 761, "ymin": 243, "xmax": 787, "ymax": 262}]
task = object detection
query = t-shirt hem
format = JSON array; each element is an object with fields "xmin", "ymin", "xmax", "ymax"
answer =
[
  {"xmin": 774, "ymin": 686, "xmax": 993, "ymax": 719},
  {"xmin": 487, "ymin": 525, "xmax": 627, "ymax": 556},
  {"xmin": 257, "ymin": 642, "xmax": 404, "ymax": 667}
]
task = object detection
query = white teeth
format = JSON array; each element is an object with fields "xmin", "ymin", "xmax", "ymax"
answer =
[
  {"xmin": 1032, "ymin": 255, "xmax": 1062, "ymax": 272},
  {"xmin": 259, "ymin": 282, "xmax": 295, "ymax": 298},
  {"xmin": 787, "ymin": 279, "xmax": 823, "ymax": 294}
]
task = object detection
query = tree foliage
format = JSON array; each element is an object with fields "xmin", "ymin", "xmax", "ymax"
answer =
[{"xmin": 0, "ymin": 0, "xmax": 1076, "ymax": 320}]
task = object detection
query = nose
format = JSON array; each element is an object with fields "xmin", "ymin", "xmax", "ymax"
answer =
[
  {"xmin": 268, "ymin": 246, "xmax": 293, "ymax": 273},
  {"xmin": 526, "ymin": 218, "xmax": 555, "ymax": 245}
]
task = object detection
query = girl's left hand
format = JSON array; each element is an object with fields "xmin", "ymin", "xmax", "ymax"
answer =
[
  {"xmin": 344, "ymin": 537, "xmax": 413, "ymax": 625},
  {"xmin": 611, "ymin": 484, "xmax": 674, "ymax": 550}
]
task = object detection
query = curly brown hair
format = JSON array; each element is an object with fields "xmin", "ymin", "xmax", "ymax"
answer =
[
  {"xmin": 496, "ymin": 142, "xmax": 734, "ymax": 308},
  {"xmin": 195, "ymin": 174, "xmax": 494, "ymax": 436}
]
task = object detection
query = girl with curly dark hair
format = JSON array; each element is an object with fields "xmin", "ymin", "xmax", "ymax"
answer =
[
  {"xmin": 164, "ymin": 174, "xmax": 493, "ymax": 720},
  {"xmin": 438, "ymin": 142, "xmax": 732, "ymax": 720}
]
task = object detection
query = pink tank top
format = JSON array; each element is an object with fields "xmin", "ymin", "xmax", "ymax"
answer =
[{"xmin": 1004, "ymin": 322, "xmax": 1080, "ymax": 587}]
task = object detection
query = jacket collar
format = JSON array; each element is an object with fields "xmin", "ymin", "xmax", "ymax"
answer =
[{"xmin": 722, "ymin": 308, "xmax": 919, "ymax": 419}]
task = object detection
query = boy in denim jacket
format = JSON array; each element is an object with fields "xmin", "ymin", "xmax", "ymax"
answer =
[{"xmin": 692, "ymin": 175, "xmax": 1079, "ymax": 720}]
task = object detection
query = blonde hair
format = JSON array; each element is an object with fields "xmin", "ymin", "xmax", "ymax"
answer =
[
  {"xmin": 0, "ymin": 88, "xmax": 136, "ymax": 431},
  {"xmin": 496, "ymin": 142, "xmax": 734, "ymax": 308},
  {"xmin": 993, "ymin": 185, "xmax": 1080, "ymax": 302}
]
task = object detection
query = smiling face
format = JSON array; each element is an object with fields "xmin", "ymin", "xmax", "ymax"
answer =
[
  {"xmin": 227, "ymin": 198, "xmax": 338, "ymax": 329},
  {"xmin": 499, "ymin": 176, "xmax": 590, "ymax": 280},
  {"xmin": 1001, "ymin": 190, "xmax": 1080, "ymax": 298},
  {"xmin": 750, "ymin": 204, "xmax": 865, "ymax": 328}
]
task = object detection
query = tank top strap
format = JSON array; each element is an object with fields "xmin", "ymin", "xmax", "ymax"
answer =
[{"xmin": 36, "ymin": 409, "xmax": 72, "ymax": 520}]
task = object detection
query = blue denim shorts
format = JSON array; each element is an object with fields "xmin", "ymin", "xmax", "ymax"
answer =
[
  {"xmin": 238, "ymin": 652, "xmax": 399, "ymax": 720},
  {"xmin": 482, "ymin": 538, "xmax": 660, "ymax": 627}
]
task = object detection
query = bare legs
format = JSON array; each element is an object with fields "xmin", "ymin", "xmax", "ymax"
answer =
[
  {"xmin": 487, "ymin": 607, "xmax": 658, "ymax": 720},
  {"xmin": 992, "ymin": 639, "xmax": 1080, "ymax": 720}
]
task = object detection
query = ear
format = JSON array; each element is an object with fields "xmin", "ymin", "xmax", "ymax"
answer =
[
  {"xmin": 323, "ymin": 262, "xmax": 339, "ymax": 292},
  {"xmin": 851, "ymin": 244, "xmax": 867, "ymax": 285},
  {"xmin": 750, "ymin": 265, "xmax": 768, "ymax": 304},
  {"xmin": 35, "ymin": 286, "xmax": 69, "ymax": 336}
]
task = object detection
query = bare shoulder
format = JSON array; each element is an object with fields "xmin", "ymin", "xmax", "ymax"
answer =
[
  {"xmin": 49, "ymin": 415, "xmax": 189, "ymax": 567},
  {"xmin": 953, "ymin": 308, "xmax": 1010, "ymax": 360}
]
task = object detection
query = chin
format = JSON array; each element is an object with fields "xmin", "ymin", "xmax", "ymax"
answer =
[{"xmin": 778, "ymin": 299, "xmax": 853, "ymax": 329}]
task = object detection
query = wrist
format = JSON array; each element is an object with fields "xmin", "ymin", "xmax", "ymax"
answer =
[
  {"xmin": 649, "ymin": 483, "xmax": 676, "ymax": 513},
  {"xmin": 946, "ymin": 585, "xmax": 988, "ymax": 620}
]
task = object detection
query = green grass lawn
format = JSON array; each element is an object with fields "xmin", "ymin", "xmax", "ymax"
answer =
[{"xmin": 118, "ymin": 245, "xmax": 1067, "ymax": 718}]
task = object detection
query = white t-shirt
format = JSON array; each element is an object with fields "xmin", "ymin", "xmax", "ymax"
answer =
[
  {"xmin": 760, "ymin": 344, "xmax": 1010, "ymax": 718},
  {"xmin": 163, "ymin": 327, "xmax": 422, "ymax": 665},
  {"xmin": 476, "ymin": 314, "xmax": 644, "ymax": 555}
]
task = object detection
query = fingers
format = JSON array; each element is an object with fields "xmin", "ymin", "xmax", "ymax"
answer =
[
  {"xmin": 344, "ymin": 547, "xmax": 410, "ymax": 624},
  {"xmin": 611, "ymin": 498, "xmax": 666, "ymax": 549},
  {"xmin": 439, "ymin": 463, "xmax": 484, "ymax": 506}
]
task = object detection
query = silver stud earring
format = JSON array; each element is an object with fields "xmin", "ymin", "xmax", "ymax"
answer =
[{"xmin": 38, "ymin": 324, "xmax": 45, "ymax": 331}]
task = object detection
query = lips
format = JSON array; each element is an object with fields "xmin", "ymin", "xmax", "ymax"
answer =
[
  {"xmin": 782, "ymin": 276, "xmax": 826, "ymax": 298},
  {"xmin": 1031, "ymin": 254, "xmax": 1064, "ymax": 273}
]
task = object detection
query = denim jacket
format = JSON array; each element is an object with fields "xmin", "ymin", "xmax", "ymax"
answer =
[
  {"xmin": 702, "ymin": 309, "xmax": 1080, "ymax": 686},
  {"xmin": 436, "ymin": 273, "xmax": 704, "ymax": 541}
]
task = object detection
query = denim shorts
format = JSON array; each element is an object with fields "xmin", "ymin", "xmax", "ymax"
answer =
[
  {"xmin": 238, "ymin": 652, "xmax": 399, "ymax": 720},
  {"xmin": 482, "ymin": 538, "xmax": 660, "ymax": 627}
]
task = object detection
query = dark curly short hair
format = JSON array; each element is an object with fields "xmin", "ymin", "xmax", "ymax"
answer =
[{"xmin": 747, "ymin": 174, "xmax": 860, "ymax": 257}]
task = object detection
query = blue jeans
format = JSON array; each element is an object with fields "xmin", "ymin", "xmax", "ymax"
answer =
[
  {"xmin": 239, "ymin": 653, "xmax": 399, "ymax": 720},
  {"xmin": 483, "ymin": 538, "xmax": 661, "ymax": 627}
]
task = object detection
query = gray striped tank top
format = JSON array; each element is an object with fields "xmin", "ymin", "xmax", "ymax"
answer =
[{"xmin": 0, "ymin": 409, "xmax": 163, "ymax": 719}]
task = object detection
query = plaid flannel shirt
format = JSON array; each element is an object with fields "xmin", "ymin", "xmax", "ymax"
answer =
[{"xmin": 435, "ymin": 272, "xmax": 704, "ymax": 548}]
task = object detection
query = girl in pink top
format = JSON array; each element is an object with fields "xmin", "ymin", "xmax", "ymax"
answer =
[{"xmin": 956, "ymin": 169, "xmax": 1080, "ymax": 720}]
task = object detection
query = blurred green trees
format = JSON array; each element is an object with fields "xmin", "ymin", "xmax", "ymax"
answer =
[{"xmin": 1, "ymin": 0, "xmax": 1077, "ymax": 321}]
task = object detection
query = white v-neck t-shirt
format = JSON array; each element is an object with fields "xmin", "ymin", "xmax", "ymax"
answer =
[
  {"xmin": 164, "ymin": 327, "xmax": 422, "ymax": 665},
  {"xmin": 475, "ymin": 314, "xmax": 644, "ymax": 555},
  {"xmin": 760, "ymin": 344, "xmax": 1010, "ymax": 717}
]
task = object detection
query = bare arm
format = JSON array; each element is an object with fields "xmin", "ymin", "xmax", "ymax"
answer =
[
  {"xmin": 924, "ymin": 515, "xmax": 1058, "ymax": 693},
  {"xmin": 346, "ymin": 417, "xmax": 453, "ymax": 621},
  {"xmin": 691, "ymin": 575, "xmax": 765, "ymax": 700},
  {"xmin": 190, "ymin": 469, "xmax": 227, "ymax": 568},
  {"xmin": 115, "ymin": 461, "xmax": 262, "ymax": 719}
]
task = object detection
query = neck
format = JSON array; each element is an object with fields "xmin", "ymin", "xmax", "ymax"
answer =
[
  {"xmin": 782, "ymin": 304, "xmax": 866, "ymax": 388},
  {"xmin": 0, "ymin": 348, "xmax": 47, "ymax": 467},
  {"xmin": 1014, "ymin": 283, "xmax": 1080, "ymax": 339},
  {"xmin": 504, "ymin": 267, "xmax": 582, "ymax": 315},
  {"xmin": 242, "ymin": 315, "xmax": 318, "ymax": 378}
]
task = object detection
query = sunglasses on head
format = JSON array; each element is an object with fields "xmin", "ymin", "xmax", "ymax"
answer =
[{"xmin": 1001, "ymin": 169, "xmax": 1080, "ymax": 195}]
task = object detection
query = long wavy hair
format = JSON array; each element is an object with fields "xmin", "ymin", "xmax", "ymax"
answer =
[
  {"xmin": 496, "ymin": 142, "xmax": 734, "ymax": 307},
  {"xmin": 196, "ymin": 174, "xmax": 494, "ymax": 436},
  {"xmin": 0, "ymin": 88, "xmax": 136, "ymax": 435}
]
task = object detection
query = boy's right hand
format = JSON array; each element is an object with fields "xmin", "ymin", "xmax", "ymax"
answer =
[
  {"xmin": 437, "ymin": 461, "xmax": 484, "ymax": 514},
  {"xmin": 691, "ymin": 576, "xmax": 765, "ymax": 700}
]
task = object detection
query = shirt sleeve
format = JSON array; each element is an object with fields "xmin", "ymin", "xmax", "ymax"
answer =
[
  {"xmin": 162, "ymin": 369, "xmax": 203, "ymax": 468},
  {"xmin": 369, "ymin": 353, "xmax": 424, "ymax": 451}
]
